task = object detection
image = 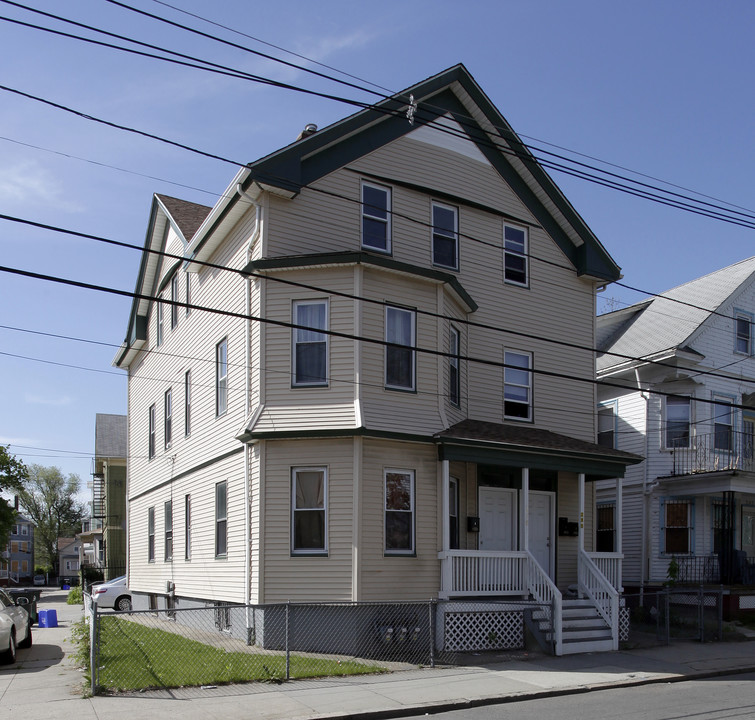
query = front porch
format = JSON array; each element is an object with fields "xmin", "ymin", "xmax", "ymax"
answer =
[{"xmin": 434, "ymin": 420, "xmax": 641, "ymax": 655}]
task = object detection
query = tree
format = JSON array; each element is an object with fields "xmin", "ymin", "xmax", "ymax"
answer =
[
  {"xmin": 0, "ymin": 445, "xmax": 27, "ymax": 549},
  {"xmin": 13, "ymin": 464, "xmax": 87, "ymax": 573}
]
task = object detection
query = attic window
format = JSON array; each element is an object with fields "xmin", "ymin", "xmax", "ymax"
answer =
[
  {"xmin": 361, "ymin": 182, "xmax": 391, "ymax": 253},
  {"xmin": 503, "ymin": 224, "xmax": 528, "ymax": 286}
]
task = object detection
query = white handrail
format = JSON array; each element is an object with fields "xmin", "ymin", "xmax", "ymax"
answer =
[
  {"xmin": 525, "ymin": 550, "xmax": 562, "ymax": 656},
  {"xmin": 579, "ymin": 549, "xmax": 619, "ymax": 650}
]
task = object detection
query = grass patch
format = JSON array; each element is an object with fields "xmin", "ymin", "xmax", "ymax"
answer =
[{"xmin": 93, "ymin": 616, "xmax": 385, "ymax": 692}]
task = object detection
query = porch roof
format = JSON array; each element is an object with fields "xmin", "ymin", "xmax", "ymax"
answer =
[{"xmin": 435, "ymin": 419, "xmax": 642, "ymax": 479}]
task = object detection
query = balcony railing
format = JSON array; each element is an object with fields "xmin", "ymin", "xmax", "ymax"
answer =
[
  {"xmin": 586, "ymin": 552, "xmax": 623, "ymax": 591},
  {"xmin": 438, "ymin": 550, "xmax": 529, "ymax": 598},
  {"xmin": 670, "ymin": 431, "xmax": 755, "ymax": 476}
]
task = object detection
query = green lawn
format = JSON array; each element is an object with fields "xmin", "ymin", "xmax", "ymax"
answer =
[{"xmin": 93, "ymin": 616, "xmax": 385, "ymax": 692}]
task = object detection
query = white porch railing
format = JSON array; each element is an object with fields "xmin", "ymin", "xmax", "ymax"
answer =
[
  {"xmin": 578, "ymin": 549, "xmax": 619, "ymax": 650},
  {"xmin": 525, "ymin": 550, "xmax": 563, "ymax": 656},
  {"xmin": 437, "ymin": 550, "xmax": 528, "ymax": 598},
  {"xmin": 586, "ymin": 552, "xmax": 623, "ymax": 592},
  {"xmin": 437, "ymin": 549, "xmax": 563, "ymax": 655}
]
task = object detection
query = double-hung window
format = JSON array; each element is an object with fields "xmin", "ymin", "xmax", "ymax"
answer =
[
  {"xmin": 596, "ymin": 503, "xmax": 615, "ymax": 552},
  {"xmin": 170, "ymin": 274, "xmax": 179, "ymax": 329},
  {"xmin": 735, "ymin": 310, "xmax": 752, "ymax": 354},
  {"xmin": 385, "ymin": 306, "xmax": 416, "ymax": 391},
  {"xmin": 597, "ymin": 403, "xmax": 616, "ymax": 448},
  {"xmin": 164, "ymin": 388, "xmax": 172, "ymax": 449},
  {"xmin": 148, "ymin": 404, "xmax": 156, "ymax": 459},
  {"xmin": 361, "ymin": 182, "xmax": 391, "ymax": 252},
  {"xmin": 184, "ymin": 494, "xmax": 191, "ymax": 560},
  {"xmin": 164, "ymin": 500, "xmax": 173, "ymax": 561},
  {"xmin": 712, "ymin": 395, "xmax": 734, "ymax": 451},
  {"xmin": 184, "ymin": 370, "xmax": 191, "ymax": 437},
  {"xmin": 215, "ymin": 481, "xmax": 227, "ymax": 557},
  {"xmin": 291, "ymin": 467, "xmax": 327, "ymax": 554},
  {"xmin": 503, "ymin": 224, "xmax": 528, "ymax": 286},
  {"xmin": 384, "ymin": 469, "xmax": 415, "ymax": 554},
  {"xmin": 156, "ymin": 298, "xmax": 164, "ymax": 346},
  {"xmin": 665, "ymin": 396, "xmax": 691, "ymax": 448},
  {"xmin": 504, "ymin": 350, "xmax": 532, "ymax": 420},
  {"xmin": 147, "ymin": 507, "xmax": 155, "ymax": 562},
  {"xmin": 449, "ymin": 326, "xmax": 460, "ymax": 406},
  {"xmin": 292, "ymin": 300, "xmax": 328, "ymax": 386},
  {"xmin": 216, "ymin": 338, "xmax": 228, "ymax": 416},
  {"xmin": 432, "ymin": 202, "xmax": 458, "ymax": 270},
  {"xmin": 663, "ymin": 498, "xmax": 693, "ymax": 555}
]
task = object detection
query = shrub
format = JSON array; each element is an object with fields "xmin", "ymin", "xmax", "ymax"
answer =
[{"xmin": 67, "ymin": 585, "xmax": 83, "ymax": 605}]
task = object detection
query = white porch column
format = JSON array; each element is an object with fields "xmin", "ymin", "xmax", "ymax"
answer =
[
  {"xmin": 616, "ymin": 477, "xmax": 623, "ymax": 554},
  {"xmin": 578, "ymin": 473, "xmax": 585, "ymax": 552},
  {"xmin": 521, "ymin": 467, "xmax": 530, "ymax": 551},
  {"xmin": 441, "ymin": 459, "xmax": 450, "ymax": 552}
]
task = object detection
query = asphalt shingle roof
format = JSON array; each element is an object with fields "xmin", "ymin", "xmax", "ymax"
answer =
[
  {"xmin": 597, "ymin": 256, "xmax": 755, "ymax": 373},
  {"xmin": 156, "ymin": 194, "xmax": 212, "ymax": 242}
]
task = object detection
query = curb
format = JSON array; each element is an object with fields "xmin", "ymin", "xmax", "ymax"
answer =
[{"xmin": 310, "ymin": 664, "xmax": 755, "ymax": 720}]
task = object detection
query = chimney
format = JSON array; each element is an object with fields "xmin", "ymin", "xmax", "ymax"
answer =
[{"xmin": 296, "ymin": 123, "xmax": 318, "ymax": 141}]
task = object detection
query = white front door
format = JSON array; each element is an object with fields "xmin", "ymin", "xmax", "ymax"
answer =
[
  {"xmin": 479, "ymin": 487, "xmax": 517, "ymax": 551},
  {"xmin": 528, "ymin": 491, "xmax": 555, "ymax": 578}
]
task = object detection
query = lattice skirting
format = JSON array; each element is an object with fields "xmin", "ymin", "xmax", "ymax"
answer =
[
  {"xmin": 619, "ymin": 606, "xmax": 630, "ymax": 641},
  {"xmin": 740, "ymin": 595, "xmax": 755, "ymax": 610},
  {"xmin": 443, "ymin": 610, "xmax": 524, "ymax": 652}
]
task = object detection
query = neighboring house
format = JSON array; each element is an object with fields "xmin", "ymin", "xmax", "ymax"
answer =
[
  {"xmin": 596, "ymin": 257, "xmax": 755, "ymax": 591},
  {"xmin": 57, "ymin": 537, "xmax": 80, "ymax": 584},
  {"xmin": 0, "ymin": 512, "xmax": 34, "ymax": 586},
  {"xmin": 115, "ymin": 65, "xmax": 639, "ymax": 654},
  {"xmin": 83, "ymin": 413, "xmax": 127, "ymax": 581}
]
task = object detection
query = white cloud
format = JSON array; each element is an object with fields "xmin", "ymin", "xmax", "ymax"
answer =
[
  {"xmin": 0, "ymin": 159, "xmax": 83, "ymax": 212},
  {"xmin": 24, "ymin": 394, "xmax": 73, "ymax": 407}
]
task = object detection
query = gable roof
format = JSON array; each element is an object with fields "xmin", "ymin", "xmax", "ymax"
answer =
[
  {"xmin": 116, "ymin": 64, "xmax": 624, "ymax": 368},
  {"xmin": 597, "ymin": 256, "xmax": 755, "ymax": 374}
]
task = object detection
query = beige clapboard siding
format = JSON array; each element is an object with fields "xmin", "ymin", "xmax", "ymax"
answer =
[
  {"xmin": 358, "ymin": 439, "xmax": 439, "ymax": 601},
  {"xmin": 359, "ymin": 267, "xmax": 445, "ymax": 433},
  {"xmin": 555, "ymin": 474, "xmax": 595, "ymax": 587},
  {"xmin": 128, "ymin": 450, "xmax": 246, "ymax": 602},
  {"xmin": 260, "ymin": 438, "xmax": 354, "ymax": 603},
  {"xmin": 253, "ymin": 267, "xmax": 357, "ymax": 432}
]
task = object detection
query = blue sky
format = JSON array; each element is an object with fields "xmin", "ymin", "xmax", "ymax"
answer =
[{"xmin": 1, "ymin": 0, "xmax": 754, "ymax": 495}]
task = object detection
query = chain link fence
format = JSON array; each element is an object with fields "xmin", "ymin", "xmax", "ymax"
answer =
[{"xmin": 84, "ymin": 596, "xmax": 547, "ymax": 695}]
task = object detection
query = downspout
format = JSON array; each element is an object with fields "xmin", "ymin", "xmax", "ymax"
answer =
[
  {"xmin": 239, "ymin": 184, "xmax": 262, "ymax": 611},
  {"xmin": 637, "ymin": 367, "xmax": 650, "ymax": 605}
]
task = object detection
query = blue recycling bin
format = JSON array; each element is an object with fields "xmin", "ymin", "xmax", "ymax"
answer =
[{"xmin": 38, "ymin": 608, "xmax": 58, "ymax": 628}]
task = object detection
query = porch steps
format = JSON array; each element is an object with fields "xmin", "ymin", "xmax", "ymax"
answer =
[{"xmin": 528, "ymin": 599, "xmax": 614, "ymax": 655}]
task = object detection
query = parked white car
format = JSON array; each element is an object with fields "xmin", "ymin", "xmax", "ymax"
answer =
[
  {"xmin": 0, "ymin": 587, "xmax": 32, "ymax": 664},
  {"xmin": 92, "ymin": 576, "xmax": 131, "ymax": 611}
]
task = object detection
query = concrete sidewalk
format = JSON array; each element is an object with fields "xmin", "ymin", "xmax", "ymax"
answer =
[{"xmin": 1, "ymin": 590, "xmax": 754, "ymax": 719}]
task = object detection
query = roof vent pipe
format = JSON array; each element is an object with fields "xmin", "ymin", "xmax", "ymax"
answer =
[{"xmin": 297, "ymin": 123, "xmax": 318, "ymax": 140}]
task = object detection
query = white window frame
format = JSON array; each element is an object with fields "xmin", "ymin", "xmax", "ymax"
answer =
[
  {"xmin": 432, "ymin": 201, "xmax": 459, "ymax": 270},
  {"xmin": 712, "ymin": 393, "xmax": 735, "ymax": 452},
  {"xmin": 735, "ymin": 309, "xmax": 752, "ymax": 355},
  {"xmin": 170, "ymin": 274, "xmax": 179, "ymax": 329},
  {"xmin": 184, "ymin": 370, "xmax": 191, "ymax": 437},
  {"xmin": 216, "ymin": 338, "xmax": 228, "ymax": 417},
  {"xmin": 661, "ymin": 497, "xmax": 694, "ymax": 556},
  {"xmin": 184, "ymin": 494, "xmax": 191, "ymax": 560},
  {"xmin": 148, "ymin": 404, "xmax": 156, "ymax": 460},
  {"xmin": 503, "ymin": 350, "xmax": 532, "ymax": 421},
  {"xmin": 291, "ymin": 467, "xmax": 328, "ymax": 555},
  {"xmin": 361, "ymin": 181, "xmax": 391, "ymax": 253},
  {"xmin": 156, "ymin": 297, "xmax": 164, "ymax": 346},
  {"xmin": 449, "ymin": 326, "xmax": 460, "ymax": 407},
  {"xmin": 292, "ymin": 299, "xmax": 329, "ymax": 387},
  {"xmin": 597, "ymin": 402, "xmax": 617, "ymax": 448},
  {"xmin": 215, "ymin": 481, "xmax": 227, "ymax": 558},
  {"xmin": 503, "ymin": 223, "xmax": 528, "ymax": 287},
  {"xmin": 665, "ymin": 395, "xmax": 691, "ymax": 449},
  {"xmin": 384, "ymin": 468, "xmax": 415, "ymax": 555},
  {"xmin": 164, "ymin": 388, "xmax": 172, "ymax": 450},
  {"xmin": 385, "ymin": 306, "xmax": 416, "ymax": 391},
  {"xmin": 164, "ymin": 500, "xmax": 173, "ymax": 561},
  {"xmin": 147, "ymin": 506, "xmax": 155, "ymax": 562}
]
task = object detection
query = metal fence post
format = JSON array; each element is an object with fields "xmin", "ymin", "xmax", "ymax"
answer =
[
  {"xmin": 90, "ymin": 599, "xmax": 98, "ymax": 696},
  {"xmin": 698, "ymin": 586, "xmax": 704, "ymax": 643},
  {"xmin": 718, "ymin": 586, "xmax": 724, "ymax": 641},
  {"xmin": 428, "ymin": 600, "xmax": 435, "ymax": 668},
  {"xmin": 285, "ymin": 602, "xmax": 290, "ymax": 681},
  {"xmin": 665, "ymin": 588, "xmax": 670, "ymax": 645}
]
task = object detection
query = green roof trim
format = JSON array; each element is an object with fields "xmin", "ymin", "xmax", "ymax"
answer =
[{"xmin": 244, "ymin": 251, "xmax": 478, "ymax": 312}]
